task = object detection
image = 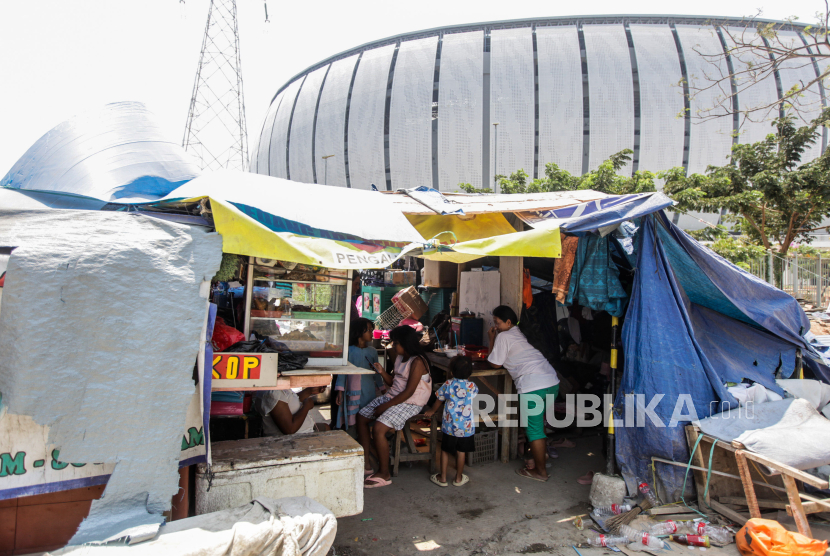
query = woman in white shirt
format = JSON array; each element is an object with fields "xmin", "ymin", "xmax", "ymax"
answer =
[
  {"xmin": 488, "ymin": 305, "xmax": 559, "ymax": 482},
  {"xmin": 254, "ymin": 387, "xmax": 326, "ymax": 436}
]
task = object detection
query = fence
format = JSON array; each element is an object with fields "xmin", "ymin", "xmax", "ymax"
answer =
[{"xmin": 747, "ymin": 253, "xmax": 830, "ymax": 309}]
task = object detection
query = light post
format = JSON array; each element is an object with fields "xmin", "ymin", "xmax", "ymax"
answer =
[
  {"xmin": 493, "ymin": 123, "xmax": 499, "ymax": 193},
  {"xmin": 321, "ymin": 154, "xmax": 335, "ymax": 185}
]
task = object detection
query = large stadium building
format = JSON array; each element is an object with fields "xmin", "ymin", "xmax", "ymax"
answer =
[{"xmin": 249, "ymin": 15, "xmax": 827, "ymax": 208}]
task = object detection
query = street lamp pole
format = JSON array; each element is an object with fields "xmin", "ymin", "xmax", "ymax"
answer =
[
  {"xmin": 493, "ymin": 123, "xmax": 499, "ymax": 193},
  {"xmin": 321, "ymin": 154, "xmax": 335, "ymax": 185}
]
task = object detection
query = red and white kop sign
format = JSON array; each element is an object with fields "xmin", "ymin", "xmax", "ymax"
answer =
[{"xmin": 212, "ymin": 354, "xmax": 262, "ymax": 380}]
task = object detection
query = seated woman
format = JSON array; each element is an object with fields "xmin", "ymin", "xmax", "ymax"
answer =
[
  {"xmin": 488, "ymin": 305, "xmax": 560, "ymax": 482},
  {"xmin": 254, "ymin": 386, "xmax": 326, "ymax": 436},
  {"xmin": 334, "ymin": 317, "xmax": 385, "ymax": 432},
  {"xmin": 357, "ymin": 325, "xmax": 432, "ymax": 488}
]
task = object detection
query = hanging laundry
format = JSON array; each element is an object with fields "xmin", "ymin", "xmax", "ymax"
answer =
[
  {"xmin": 566, "ymin": 234, "xmax": 628, "ymax": 317},
  {"xmin": 552, "ymin": 234, "xmax": 578, "ymax": 303}
]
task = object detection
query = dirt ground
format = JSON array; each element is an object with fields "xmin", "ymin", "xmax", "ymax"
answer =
[{"xmin": 328, "ymin": 434, "xmax": 626, "ymax": 556}]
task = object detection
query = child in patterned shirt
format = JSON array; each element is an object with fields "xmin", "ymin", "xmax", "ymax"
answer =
[{"xmin": 425, "ymin": 356, "xmax": 478, "ymax": 487}]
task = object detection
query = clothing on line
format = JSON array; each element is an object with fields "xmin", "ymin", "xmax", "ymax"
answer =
[{"xmin": 553, "ymin": 235, "xmax": 579, "ymax": 303}]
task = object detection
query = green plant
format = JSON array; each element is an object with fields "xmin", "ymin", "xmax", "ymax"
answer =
[
  {"xmin": 663, "ymin": 110, "xmax": 830, "ymax": 258},
  {"xmin": 457, "ymin": 149, "xmax": 657, "ymax": 196},
  {"xmin": 212, "ymin": 253, "xmax": 241, "ymax": 282}
]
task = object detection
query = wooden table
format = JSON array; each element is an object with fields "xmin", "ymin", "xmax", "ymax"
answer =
[
  {"xmin": 426, "ymin": 352, "xmax": 516, "ymax": 463},
  {"xmin": 213, "ymin": 363, "xmax": 374, "ymax": 391}
]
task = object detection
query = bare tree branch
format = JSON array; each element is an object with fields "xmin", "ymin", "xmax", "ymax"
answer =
[{"xmin": 684, "ymin": 9, "xmax": 830, "ymax": 128}]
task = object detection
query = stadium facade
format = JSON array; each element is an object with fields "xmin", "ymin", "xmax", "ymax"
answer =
[{"xmin": 249, "ymin": 15, "xmax": 827, "ymax": 204}]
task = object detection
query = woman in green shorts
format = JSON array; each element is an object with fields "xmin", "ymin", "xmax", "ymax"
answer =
[{"xmin": 487, "ymin": 305, "xmax": 560, "ymax": 482}]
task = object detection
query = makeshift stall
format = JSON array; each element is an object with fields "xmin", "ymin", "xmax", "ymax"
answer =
[{"xmin": 6, "ymin": 99, "xmax": 830, "ymax": 551}]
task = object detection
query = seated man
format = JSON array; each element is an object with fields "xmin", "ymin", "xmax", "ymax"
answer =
[{"xmin": 254, "ymin": 387, "xmax": 328, "ymax": 436}]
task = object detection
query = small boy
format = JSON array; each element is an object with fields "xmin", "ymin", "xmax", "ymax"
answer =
[{"xmin": 426, "ymin": 356, "xmax": 478, "ymax": 487}]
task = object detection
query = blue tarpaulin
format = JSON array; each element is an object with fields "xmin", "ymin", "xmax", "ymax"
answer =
[
  {"xmin": 615, "ymin": 216, "xmax": 739, "ymax": 499},
  {"xmin": 612, "ymin": 212, "xmax": 824, "ymax": 500},
  {"xmin": 558, "ymin": 192, "xmax": 674, "ymax": 234}
]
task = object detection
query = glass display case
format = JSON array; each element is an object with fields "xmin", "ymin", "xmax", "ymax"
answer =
[{"xmin": 244, "ymin": 259, "xmax": 352, "ymax": 366}]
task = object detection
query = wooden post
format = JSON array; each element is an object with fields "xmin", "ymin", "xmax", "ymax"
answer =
[
  {"xmin": 684, "ymin": 426, "xmax": 710, "ymax": 504},
  {"xmin": 734, "ymin": 450, "xmax": 762, "ymax": 519},
  {"xmin": 501, "ymin": 373, "xmax": 515, "ymax": 463},
  {"xmin": 429, "ymin": 413, "xmax": 438, "ymax": 474},
  {"xmin": 783, "ymin": 474, "xmax": 813, "ymax": 538},
  {"xmin": 499, "ymin": 252, "xmax": 523, "ymax": 463}
]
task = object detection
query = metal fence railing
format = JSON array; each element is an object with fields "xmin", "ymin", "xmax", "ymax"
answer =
[{"xmin": 746, "ymin": 253, "xmax": 830, "ymax": 309}]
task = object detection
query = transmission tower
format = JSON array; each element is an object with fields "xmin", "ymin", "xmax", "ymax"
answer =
[{"xmin": 183, "ymin": 0, "xmax": 249, "ymax": 171}]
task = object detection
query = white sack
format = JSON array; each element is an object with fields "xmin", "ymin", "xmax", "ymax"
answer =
[{"xmin": 50, "ymin": 496, "xmax": 336, "ymax": 556}]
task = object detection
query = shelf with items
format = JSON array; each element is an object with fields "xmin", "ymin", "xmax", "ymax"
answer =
[
  {"xmin": 244, "ymin": 258, "xmax": 352, "ymax": 366},
  {"xmin": 253, "ymin": 279, "xmax": 347, "ymax": 285},
  {"xmin": 250, "ymin": 316, "xmax": 345, "ymax": 323}
]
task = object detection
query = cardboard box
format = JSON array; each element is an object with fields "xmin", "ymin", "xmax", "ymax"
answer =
[
  {"xmin": 392, "ymin": 286, "xmax": 429, "ymax": 320},
  {"xmin": 423, "ymin": 260, "xmax": 457, "ymax": 287},
  {"xmin": 384, "ymin": 270, "xmax": 416, "ymax": 286}
]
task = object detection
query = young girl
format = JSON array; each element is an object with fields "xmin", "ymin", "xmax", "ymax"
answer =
[
  {"xmin": 334, "ymin": 318, "xmax": 385, "ymax": 432},
  {"xmin": 357, "ymin": 325, "xmax": 432, "ymax": 488},
  {"xmin": 426, "ymin": 356, "xmax": 478, "ymax": 487}
]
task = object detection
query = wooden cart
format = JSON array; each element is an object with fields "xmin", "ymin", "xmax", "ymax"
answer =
[{"xmin": 684, "ymin": 425, "xmax": 830, "ymax": 538}]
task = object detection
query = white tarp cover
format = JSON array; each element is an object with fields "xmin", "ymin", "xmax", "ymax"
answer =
[
  {"xmin": 695, "ymin": 398, "xmax": 830, "ymax": 471},
  {"xmin": 0, "ymin": 188, "xmax": 107, "ymax": 211},
  {"xmin": 162, "ymin": 170, "xmax": 426, "ymax": 245},
  {"xmin": 1, "ymin": 102, "xmax": 201, "ymax": 203},
  {"xmin": 0, "ymin": 209, "xmax": 222, "ymax": 544},
  {"xmin": 50, "ymin": 497, "xmax": 336, "ymax": 556}
]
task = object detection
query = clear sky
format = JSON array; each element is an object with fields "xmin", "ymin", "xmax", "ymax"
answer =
[{"xmin": 0, "ymin": 0, "xmax": 824, "ymax": 175}]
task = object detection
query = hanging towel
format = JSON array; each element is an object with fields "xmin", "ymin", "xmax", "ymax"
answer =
[
  {"xmin": 552, "ymin": 235, "xmax": 579, "ymax": 303},
  {"xmin": 566, "ymin": 234, "xmax": 628, "ymax": 317}
]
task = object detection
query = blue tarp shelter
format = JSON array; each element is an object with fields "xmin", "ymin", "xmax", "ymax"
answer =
[{"xmin": 539, "ymin": 196, "xmax": 830, "ymax": 500}]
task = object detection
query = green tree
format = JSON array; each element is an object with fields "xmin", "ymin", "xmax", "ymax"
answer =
[
  {"xmin": 458, "ymin": 149, "xmax": 657, "ymax": 195},
  {"xmin": 662, "ymin": 111, "xmax": 830, "ymax": 259},
  {"xmin": 688, "ymin": 226, "xmax": 767, "ymax": 271}
]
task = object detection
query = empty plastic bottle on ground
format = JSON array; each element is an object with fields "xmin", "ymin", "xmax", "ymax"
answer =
[
  {"xmin": 620, "ymin": 524, "xmax": 665, "ymax": 548},
  {"xmin": 670, "ymin": 534, "xmax": 711, "ymax": 547},
  {"xmin": 650, "ymin": 519, "xmax": 681, "ymax": 535},
  {"xmin": 636, "ymin": 477, "xmax": 659, "ymax": 506},
  {"xmin": 689, "ymin": 522, "xmax": 730, "ymax": 544},
  {"xmin": 592, "ymin": 503, "xmax": 633, "ymax": 516},
  {"xmin": 585, "ymin": 531, "xmax": 629, "ymax": 547}
]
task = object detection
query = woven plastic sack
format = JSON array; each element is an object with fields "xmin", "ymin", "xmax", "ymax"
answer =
[{"xmin": 736, "ymin": 518, "xmax": 827, "ymax": 556}]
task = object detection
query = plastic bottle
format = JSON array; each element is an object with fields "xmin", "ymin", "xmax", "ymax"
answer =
[
  {"xmin": 592, "ymin": 503, "xmax": 633, "ymax": 516},
  {"xmin": 585, "ymin": 531, "xmax": 630, "ymax": 547},
  {"xmin": 670, "ymin": 534, "xmax": 711, "ymax": 547},
  {"xmin": 690, "ymin": 522, "xmax": 731, "ymax": 544},
  {"xmin": 649, "ymin": 519, "xmax": 680, "ymax": 535},
  {"xmin": 636, "ymin": 477, "xmax": 659, "ymax": 506},
  {"xmin": 620, "ymin": 524, "xmax": 666, "ymax": 549}
]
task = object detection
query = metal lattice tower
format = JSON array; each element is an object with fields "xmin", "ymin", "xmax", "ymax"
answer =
[{"xmin": 183, "ymin": 0, "xmax": 249, "ymax": 171}]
